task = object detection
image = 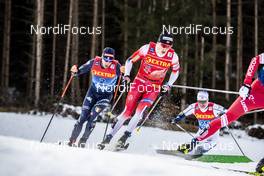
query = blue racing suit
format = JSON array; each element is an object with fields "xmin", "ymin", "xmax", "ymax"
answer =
[{"xmin": 69, "ymin": 56, "xmax": 121, "ymax": 143}]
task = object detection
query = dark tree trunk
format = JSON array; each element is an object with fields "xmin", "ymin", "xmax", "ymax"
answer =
[
  {"xmin": 35, "ymin": 0, "xmax": 44, "ymax": 107},
  {"xmin": 123, "ymin": 0, "xmax": 128, "ymax": 59},
  {"xmin": 181, "ymin": 35, "xmax": 189, "ymax": 111},
  {"xmin": 71, "ymin": 0, "xmax": 81, "ymax": 104},
  {"xmin": 101, "ymin": 0, "xmax": 105, "ymax": 51},
  {"xmin": 236, "ymin": 0, "xmax": 243, "ymax": 90},
  {"xmin": 1, "ymin": 0, "xmax": 12, "ymax": 90},
  {"xmin": 63, "ymin": 0, "xmax": 73, "ymax": 89},
  {"xmin": 51, "ymin": 0, "xmax": 57, "ymax": 96},
  {"xmin": 194, "ymin": 34, "xmax": 199, "ymax": 87},
  {"xmin": 199, "ymin": 37, "xmax": 204, "ymax": 87},
  {"xmin": 254, "ymin": 0, "xmax": 258, "ymax": 124},
  {"xmin": 90, "ymin": 0, "xmax": 98, "ymax": 59},
  {"xmin": 225, "ymin": 0, "xmax": 231, "ymax": 101},
  {"xmin": 211, "ymin": 0, "xmax": 217, "ymax": 93}
]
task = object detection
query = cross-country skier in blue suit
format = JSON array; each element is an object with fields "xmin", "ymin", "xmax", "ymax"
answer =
[{"xmin": 68, "ymin": 47, "xmax": 121, "ymax": 147}]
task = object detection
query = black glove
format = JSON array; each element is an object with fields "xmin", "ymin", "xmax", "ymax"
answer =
[
  {"xmin": 70, "ymin": 65, "xmax": 79, "ymax": 77},
  {"xmin": 171, "ymin": 113, "xmax": 185, "ymax": 124},
  {"xmin": 190, "ymin": 138, "xmax": 198, "ymax": 150},
  {"xmin": 122, "ymin": 75, "xmax": 131, "ymax": 85},
  {"xmin": 239, "ymin": 84, "xmax": 251, "ymax": 99},
  {"xmin": 160, "ymin": 85, "xmax": 171, "ymax": 96}
]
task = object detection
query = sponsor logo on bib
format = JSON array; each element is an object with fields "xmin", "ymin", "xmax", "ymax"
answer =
[
  {"xmin": 145, "ymin": 56, "xmax": 171, "ymax": 67},
  {"xmin": 92, "ymin": 70, "xmax": 115, "ymax": 78}
]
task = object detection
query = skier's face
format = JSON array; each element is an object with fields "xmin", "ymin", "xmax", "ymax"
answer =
[
  {"xmin": 102, "ymin": 59, "xmax": 112, "ymax": 68},
  {"xmin": 156, "ymin": 42, "xmax": 172, "ymax": 56},
  {"xmin": 198, "ymin": 100, "xmax": 209, "ymax": 109}
]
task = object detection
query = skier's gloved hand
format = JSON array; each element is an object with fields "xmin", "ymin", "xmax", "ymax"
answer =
[
  {"xmin": 190, "ymin": 138, "xmax": 198, "ymax": 149},
  {"xmin": 239, "ymin": 84, "xmax": 251, "ymax": 99},
  {"xmin": 123, "ymin": 75, "xmax": 131, "ymax": 85},
  {"xmin": 70, "ymin": 65, "xmax": 79, "ymax": 76},
  {"xmin": 160, "ymin": 84, "xmax": 171, "ymax": 96},
  {"xmin": 120, "ymin": 65, "xmax": 126, "ymax": 74},
  {"xmin": 105, "ymin": 111, "xmax": 116, "ymax": 119},
  {"xmin": 171, "ymin": 113, "xmax": 185, "ymax": 124},
  {"xmin": 199, "ymin": 124, "xmax": 210, "ymax": 136}
]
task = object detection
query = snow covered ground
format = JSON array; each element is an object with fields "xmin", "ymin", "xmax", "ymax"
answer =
[{"xmin": 0, "ymin": 112, "xmax": 263, "ymax": 176}]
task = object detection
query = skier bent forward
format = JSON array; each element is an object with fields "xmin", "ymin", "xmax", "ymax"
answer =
[{"xmin": 100, "ymin": 32, "xmax": 180, "ymax": 149}]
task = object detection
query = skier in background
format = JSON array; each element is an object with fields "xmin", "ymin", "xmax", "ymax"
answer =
[
  {"xmin": 193, "ymin": 53, "xmax": 264, "ymax": 169},
  {"xmin": 99, "ymin": 31, "xmax": 180, "ymax": 149},
  {"xmin": 68, "ymin": 47, "xmax": 121, "ymax": 147},
  {"xmin": 171, "ymin": 91, "xmax": 226, "ymax": 155}
]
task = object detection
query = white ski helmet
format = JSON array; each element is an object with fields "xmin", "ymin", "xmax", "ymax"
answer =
[{"xmin": 197, "ymin": 91, "xmax": 209, "ymax": 101}]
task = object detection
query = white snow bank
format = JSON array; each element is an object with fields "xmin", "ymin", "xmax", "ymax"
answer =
[
  {"xmin": 0, "ymin": 135, "xmax": 250, "ymax": 176},
  {"xmin": 247, "ymin": 124, "xmax": 264, "ymax": 130},
  {"xmin": 0, "ymin": 112, "xmax": 263, "ymax": 176},
  {"xmin": 59, "ymin": 103, "xmax": 82, "ymax": 115}
]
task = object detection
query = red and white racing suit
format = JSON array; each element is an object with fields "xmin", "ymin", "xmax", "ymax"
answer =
[
  {"xmin": 182, "ymin": 102, "xmax": 226, "ymax": 153},
  {"xmin": 197, "ymin": 53, "xmax": 264, "ymax": 141},
  {"xmin": 109, "ymin": 42, "xmax": 180, "ymax": 136}
]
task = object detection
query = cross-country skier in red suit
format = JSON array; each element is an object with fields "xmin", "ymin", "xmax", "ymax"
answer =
[
  {"xmin": 193, "ymin": 53, "xmax": 264, "ymax": 145},
  {"xmin": 99, "ymin": 32, "xmax": 180, "ymax": 149}
]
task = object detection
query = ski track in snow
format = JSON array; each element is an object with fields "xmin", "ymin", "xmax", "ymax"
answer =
[{"xmin": 0, "ymin": 112, "xmax": 263, "ymax": 176}]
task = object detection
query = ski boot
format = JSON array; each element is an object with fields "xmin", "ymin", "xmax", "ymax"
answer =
[
  {"xmin": 177, "ymin": 143, "xmax": 191, "ymax": 154},
  {"xmin": 177, "ymin": 138, "xmax": 197, "ymax": 154},
  {"xmin": 97, "ymin": 134, "xmax": 113, "ymax": 150},
  {"xmin": 68, "ymin": 138, "xmax": 77, "ymax": 147},
  {"xmin": 78, "ymin": 124, "xmax": 95, "ymax": 148},
  {"xmin": 115, "ymin": 131, "xmax": 130, "ymax": 151},
  {"xmin": 78, "ymin": 138, "xmax": 87, "ymax": 148},
  {"xmin": 256, "ymin": 158, "xmax": 264, "ymax": 173}
]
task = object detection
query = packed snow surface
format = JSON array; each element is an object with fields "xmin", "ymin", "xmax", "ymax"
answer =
[{"xmin": 0, "ymin": 112, "xmax": 263, "ymax": 176}]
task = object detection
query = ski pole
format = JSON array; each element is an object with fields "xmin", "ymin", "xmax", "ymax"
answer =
[
  {"xmin": 136, "ymin": 96, "xmax": 163, "ymax": 133},
  {"xmin": 102, "ymin": 76, "xmax": 124, "ymax": 141},
  {"xmin": 40, "ymin": 75, "xmax": 74, "ymax": 142},
  {"xmin": 245, "ymin": 108, "xmax": 264, "ymax": 115},
  {"xmin": 170, "ymin": 84, "xmax": 239, "ymax": 95},
  {"xmin": 226, "ymin": 126, "xmax": 246, "ymax": 157},
  {"xmin": 174, "ymin": 123, "xmax": 195, "ymax": 138},
  {"xmin": 113, "ymin": 75, "xmax": 122, "ymax": 101}
]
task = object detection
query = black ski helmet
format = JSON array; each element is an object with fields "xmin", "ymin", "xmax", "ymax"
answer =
[
  {"xmin": 102, "ymin": 47, "xmax": 115, "ymax": 62},
  {"xmin": 157, "ymin": 31, "xmax": 173, "ymax": 46}
]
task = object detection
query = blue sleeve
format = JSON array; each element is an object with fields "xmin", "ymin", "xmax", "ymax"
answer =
[
  {"xmin": 177, "ymin": 112, "xmax": 186, "ymax": 120},
  {"xmin": 77, "ymin": 59, "xmax": 94, "ymax": 76},
  {"xmin": 116, "ymin": 63, "xmax": 121, "ymax": 77}
]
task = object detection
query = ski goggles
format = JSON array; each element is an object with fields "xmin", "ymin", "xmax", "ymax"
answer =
[
  {"xmin": 102, "ymin": 53, "xmax": 114, "ymax": 62},
  {"xmin": 159, "ymin": 42, "xmax": 172, "ymax": 49},
  {"xmin": 198, "ymin": 100, "xmax": 208, "ymax": 105}
]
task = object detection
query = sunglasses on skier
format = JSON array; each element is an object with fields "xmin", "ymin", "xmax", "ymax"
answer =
[
  {"xmin": 198, "ymin": 100, "xmax": 208, "ymax": 105},
  {"xmin": 102, "ymin": 53, "xmax": 114, "ymax": 62},
  {"xmin": 159, "ymin": 42, "xmax": 172, "ymax": 49}
]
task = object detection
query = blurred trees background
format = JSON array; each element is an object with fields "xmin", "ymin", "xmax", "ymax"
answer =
[{"xmin": 0, "ymin": 0, "xmax": 264, "ymax": 124}]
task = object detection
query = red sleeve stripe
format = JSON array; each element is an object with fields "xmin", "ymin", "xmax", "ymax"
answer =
[{"xmin": 172, "ymin": 68, "xmax": 179, "ymax": 73}]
